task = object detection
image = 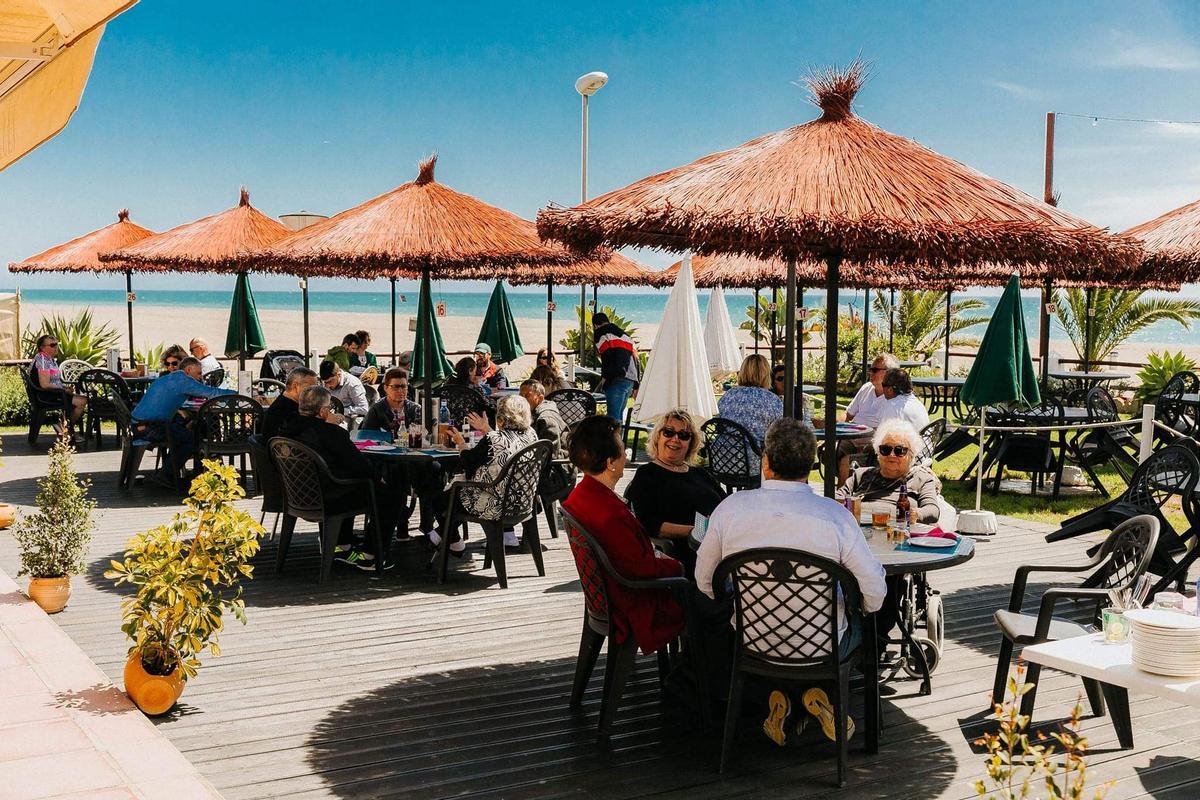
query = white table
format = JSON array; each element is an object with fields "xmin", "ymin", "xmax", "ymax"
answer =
[{"xmin": 1023, "ymin": 633, "xmax": 1200, "ymax": 748}]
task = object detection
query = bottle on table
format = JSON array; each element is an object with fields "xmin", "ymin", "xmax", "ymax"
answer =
[{"xmin": 896, "ymin": 480, "xmax": 911, "ymax": 538}]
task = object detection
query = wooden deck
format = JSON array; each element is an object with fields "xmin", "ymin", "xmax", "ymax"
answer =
[{"xmin": 2, "ymin": 429, "xmax": 1199, "ymax": 799}]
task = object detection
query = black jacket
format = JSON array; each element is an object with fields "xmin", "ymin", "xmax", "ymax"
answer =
[
  {"xmin": 263, "ymin": 394, "xmax": 299, "ymax": 440},
  {"xmin": 362, "ymin": 398, "xmax": 422, "ymax": 433},
  {"xmin": 280, "ymin": 414, "xmax": 372, "ymax": 482},
  {"xmin": 594, "ymin": 321, "xmax": 640, "ymax": 384}
]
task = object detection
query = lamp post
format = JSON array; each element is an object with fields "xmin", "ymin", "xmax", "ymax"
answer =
[
  {"xmin": 576, "ymin": 71, "xmax": 607, "ymax": 366},
  {"xmin": 279, "ymin": 211, "xmax": 329, "ymax": 366}
]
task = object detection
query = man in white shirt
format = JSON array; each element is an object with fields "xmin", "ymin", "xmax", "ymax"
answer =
[
  {"xmin": 188, "ymin": 338, "xmax": 223, "ymax": 376},
  {"xmin": 695, "ymin": 418, "xmax": 887, "ymax": 745},
  {"xmin": 836, "ymin": 352, "xmax": 898, "ymax": 484},
  {"xmin": 319, "ymin": 359, "xmax": 369, "ymax": 417},
  {"xmin": 878, "ymin": 368, "xmax": 930, "ymax": 431}
]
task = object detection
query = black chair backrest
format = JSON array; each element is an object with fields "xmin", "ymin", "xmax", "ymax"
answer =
[
  {"xmin": 252, "ymin": 378, "xmax": 285, "ymax": 399},
  {"xmin": 1093, "ymin": 515, "xmax": 1160, "ymax": 593},
  {"xmin": 494, "ymin": 439, "xmax": 554, "ymax": 524},
  {"xmin": 247, "ymin": 434, "xmax": 284, "ymax": 513},
  {"xmin": 712, "ymin": 547, "xmax": 863, "ymax": 667},
  {"xmin": 1086, "ymin": 387, "xmax": 1119, "ymax": 423},
  {"xmin": 1064, "ymin": 388, "xmax": 1090, "ymax": 408},
  {"xmin": 328, "ymin": 394, "xmax": 345, "ymax": 415},
  {"xmin": 76, "ymin": 368, "xmax": 133, "ymax": 407},
  {"xmin": 203, "ymin": 368, "xmax": 226, "ymax": 388},
  {"xmin": 545, "ymin": 388, "xmax": 596, "ymax": 428},
  {"xmin": 917, "ymin": 418, "xmax": 946, "ymax": 463},
  {"xmin": 442, "ymin": 384, "xmax": 491, "ymax": 427},
  {"xmin": 1015, "ymin": 398, "xmax": 1064, "ymax": 429},
  {"xmin": 1156, "ymin": 372, "xmax": 1197, "ymax": 435},
  {"xmin": 268, "ymin": 437, "xmax": 328, "ymax": 521},
  {"xmin": 700, "ymin": 417, "xmax": 762, "ymax": 486},
  {"xmin": 110, "ymin": 393, "xmax": 135, "ymax": 434},
  {"xmin": 561, "ymin": 509, "xmax": 613, "ymax": 630},
  {"xmin": 1126, "ymin": 444, "xmax": 1199, "ymax": 513},
  {"xmin": 198, "ymin": 394, "xmax": 263, "ymax": 450}
]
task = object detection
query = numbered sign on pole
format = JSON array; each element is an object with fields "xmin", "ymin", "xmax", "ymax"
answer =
[
  {"xmin": 546, "ymin": 301, "xmax": 557, "ymax": 312},
  {"xmin": 435, "ymin": 301, "xmax": 447, "ymax": 318}
]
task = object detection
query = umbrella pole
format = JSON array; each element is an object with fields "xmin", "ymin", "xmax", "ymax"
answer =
[
  {"xmin": 888, "ymin": 287, "xmax": 895, "ymax": 352},
  {"xmin": 547, "ymin": 281, "xmax": 554, "ymax": 354},
  {"xmin": 580, "ymin": 285, "xmax": 587, "ymax": 367},
  {"xmin": 861, "ymin": 288, "xmax": 869, "ymax": 380},
  {"xmin": 1039, "ymin": 278, "xmax": 1052, "ymax": 384},
  {"xmin": 944, "ymin": 290, "xmax": 952, "ymax": 380},
  {"xmin": 1083, "ymin": 287, "xmax": 1093, "ymax": 372},
  {"xmin": 974, "ymin": 408, "xmax": 987, "ymax": 511},
  {"xmin": 124, "ymin": 269, "xmax": 135, "ymax": 368},
  {"xmin": 753, "ymin": 287, "xmax": 760, "ymax": 355},
  {"xmin": 390, "ymin": 277, "xmax": 397, "ymax": 363},
  {"xmin": 593, "ymin": 284, "xmax": 598, "ymax": 311},
  {"xmin": 798, "ymin": 287, "xmax": 805, "ymax": 396},
  {"xmin": 823, "ymin": 255, "xmax": 841, "ymax": 498},
  {"xmin": 301, "ymin": 277, "xmax": 311, "ymax": 367},
  {"xmin": 424, "ymin": 268, "xmax": 434, "ymax": 440},
  {"xmin": 783, "ymin": 262, "xmax": 797, "ymax": 421}
]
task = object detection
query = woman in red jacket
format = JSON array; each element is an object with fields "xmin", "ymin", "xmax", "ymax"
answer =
[{"xmin": 562, "ymin": 416, "xmax": 684, "ymax": 655}]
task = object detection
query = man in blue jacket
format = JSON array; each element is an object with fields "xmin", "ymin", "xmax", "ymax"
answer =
[{"xmin": 132, "ymin": 356, "xmax": 234, "ymax": 475}]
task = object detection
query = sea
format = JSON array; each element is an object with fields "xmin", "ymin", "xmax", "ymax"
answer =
[{"xmin": 6, "ymin": 287, "xmax": 1199, "ymax": 347}]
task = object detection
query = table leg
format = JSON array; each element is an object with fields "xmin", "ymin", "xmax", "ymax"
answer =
[{"xmin": 1099, "ymin": 683, "xmax": 1133, "ymax": 749}]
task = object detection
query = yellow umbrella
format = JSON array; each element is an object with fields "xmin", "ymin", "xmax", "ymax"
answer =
[{"xmin": 0, "ymin": 0, "xmax": 137, "ymax": 171}]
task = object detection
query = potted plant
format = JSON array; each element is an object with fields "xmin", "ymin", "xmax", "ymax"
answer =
[
  {"xmin": 106, "ymin": 460, "xmax": 263, "ymax": 715},
  {"xmin": 11, "ymin": 432, "xmax": 95, "ymax": 612}
]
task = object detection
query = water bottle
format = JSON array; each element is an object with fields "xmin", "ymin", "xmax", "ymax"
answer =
[{"xmin": 439, "ymin": 399, "xmax": 450, "ymax": 424}]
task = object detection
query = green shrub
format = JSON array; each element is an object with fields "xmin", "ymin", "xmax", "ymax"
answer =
[
  {"xmin": 134, "ymin": 342, "xmax": 165, "ymax": 368},
  {"xmin": 0, "ymin": 367, "xmax": 30, "ymax": 426},
  {"xmin": 1135, "ymin": 350, "xmax": 1197, "ymax": 404},
  {"xmin": 22, "ymin": 308, "xmax": 120, "ymax": 364}
]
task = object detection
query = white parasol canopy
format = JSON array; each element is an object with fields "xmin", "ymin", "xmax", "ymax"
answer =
[
  {"xmin": 634, "ymin": 254, "xmax": 718, "ymax": 423},
  {"xmin": 703, "ymin": 285, "xmax": 742, "ymax": 377}
]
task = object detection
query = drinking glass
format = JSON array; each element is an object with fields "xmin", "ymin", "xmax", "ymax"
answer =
[{"xmin": 1101, "ymin": 607, "xmax": 1128, "ymax": 643}]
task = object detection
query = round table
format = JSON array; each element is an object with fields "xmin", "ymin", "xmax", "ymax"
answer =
[
  {"xmin": 813, "ymin": 422, "xmax": 873, "ymax": 440},
  {"xmin": 1048, "ymin": 371, "xmax": 1131, "ymax": 391},
  {"xmin": 912, "ymin": 376, "xmax": 966, "ymax": 417}
]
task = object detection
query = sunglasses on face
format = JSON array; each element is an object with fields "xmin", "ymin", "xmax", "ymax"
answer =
[
  {"xmin": 660, "ymin": 427, "xmax": 693, "ymax": 442},
  {"xmin": 386, "ymin": 383, "xmax": 408, "ymax": 390},
  {"xmin": 164, "ymin": 360, "xmax": 180, "ymax": 367},
  {"xmin": 869, "ymin": 366, "xmax": 886, "ymax": 373},
  {"xmin": 877, "ymin": 444, "xmax": 909, "ymax": 457}
]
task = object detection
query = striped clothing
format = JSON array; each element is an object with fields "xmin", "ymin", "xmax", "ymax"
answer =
[{"xmin": 594, "ymin": 322, "xmax": 640, "ymax": 384}]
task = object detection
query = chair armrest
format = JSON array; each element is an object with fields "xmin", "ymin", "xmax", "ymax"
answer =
[
  {"xmin": 1009, "ymin": 556, "xmax": 1106, "ymax": 611},
  {"xmin": 615, "ymin": 574, "xmax": 692, "ymax": 591},
  {"xmin": 1033, "ymin": 587, "xmax": 1112, "ymax": 641}
]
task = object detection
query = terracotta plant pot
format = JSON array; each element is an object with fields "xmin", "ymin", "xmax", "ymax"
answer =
[
  {"xmin": 0, "ymin": 503, "xmax": 15, "ymax": 529},
  {"xmin": 27, "ymin": 576, "xmax": 71, "ymax": 614},
  {"xmin": 123, "ymin": 654, "xmax": 185, "ymax": 716}
]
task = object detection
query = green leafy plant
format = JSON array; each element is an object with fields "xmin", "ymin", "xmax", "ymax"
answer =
[
  {"xmin": 22, "ymin": 308, "xmax": 121, "ymax": 364},
  {"xmin": 0, "ymin": 367, "xmax": 30, "ymax": 425},
  {"xmin": 873, "ymin": 289, "xmax": 988, "ymax": 360},
  {"xmin": 975, "ymin": 665, "xmax": 1110, "ymax": 800},
  {"xmin": 560, "ymin": 305, "xmax": 639, "ymax": 369},
  {"xmin": 105, "ymin": 461, "xmax": 264, "ymax": 679},
  {"xmin": 1054, "ymin": 288, "xmax": 1200, "ymax": 366},
  {"xmin": 1135, "ymin": 350, "xmax": 1198, "ymax": 404},
  {"xmin": 11, "ymin": 432, "xmax": 95, "ymax": 578}
]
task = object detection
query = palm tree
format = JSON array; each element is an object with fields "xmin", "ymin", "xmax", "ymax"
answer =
[
  {"xmin": 871, "ymin": 289, "xmax": 988, "ymax": 358},
  {"xmin": 1053, "ymin": 287, "xmax": 1200, "ymax": 365}
]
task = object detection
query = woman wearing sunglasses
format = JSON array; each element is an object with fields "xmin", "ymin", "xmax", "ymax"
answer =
[
  {"xmin": 159, "ymin": 344, "xmax": 187, "ymax": 375},
  {"xmin": 835, "ymin": 418, "xmax": 941, "ymax": 524},
  {"xmin": 625, "ymin": 408, "xmax": 726, "ymax": 576}
]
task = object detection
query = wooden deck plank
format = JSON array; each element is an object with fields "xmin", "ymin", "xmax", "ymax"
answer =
[{"xmin": 2, "ymin": 430, "xmax": 1199, "ymax": 799}]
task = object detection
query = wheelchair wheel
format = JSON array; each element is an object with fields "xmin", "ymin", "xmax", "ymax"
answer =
[
  {"xmin": 902, "ymin": 637, "xmax": 941, "ymax": 679},
  {"xmin": 926, "ymin": 593, "xmax": 944, "ymax": 650}
]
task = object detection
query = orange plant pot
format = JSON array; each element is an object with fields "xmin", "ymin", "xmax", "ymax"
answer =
[
  {"xmin": 123, "ymin": 654, "xmax": 185, "ymax": 716},
  {"xmin": 0, "ymin": 503, "xmax": 16, "ymax": 529},
  {"xmin": 27, "ymin": 576, "xmax": 70, "ymax": 614}
]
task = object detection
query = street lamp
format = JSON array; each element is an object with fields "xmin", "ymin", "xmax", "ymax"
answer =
[{"xmin": 576, "ymin": 71, "xmax": 607, "ymax": 364}]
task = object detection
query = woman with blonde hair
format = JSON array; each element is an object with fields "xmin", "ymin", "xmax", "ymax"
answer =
[
  {"xmin": 717, "ymin": 353, "xmax": 783, "ymax": 446},
  {"xmin": 625, "ymin": 408, "xmax": 726, "ymax": 575}
]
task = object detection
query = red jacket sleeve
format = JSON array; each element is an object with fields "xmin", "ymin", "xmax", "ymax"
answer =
[{"xmin": 602, "ymin": 506, "xmax": 683, "ymax": 580}]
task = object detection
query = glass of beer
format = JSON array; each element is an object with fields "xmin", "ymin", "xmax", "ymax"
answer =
[{"xmin": 871, "ymin": 509, "xmax": 890, "ymax": 530}]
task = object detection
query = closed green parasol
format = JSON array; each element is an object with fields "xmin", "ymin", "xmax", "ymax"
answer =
[
  {"xmin": 476, "ymin": 280, "xmax": 524, "ymax": 364},
  {"xmin": 411, "ymin": 271, "xmax": 454, "ymax": 424},
  {"xmin": 224, "ymin": 271, "xmax": 267, "ymax": 367},
  {"xmin": 960, "ymin": 273, "xmax": 1040, "ymax": 526}
]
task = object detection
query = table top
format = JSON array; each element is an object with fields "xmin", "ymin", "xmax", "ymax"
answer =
[
  {"xmin": 912, "ymin": 377, "xmax": 966, "ymax": 387},
  {"xmin": 812, "ymin": 422, "xmax": 873, "ymax": 440},
  {"xmin": 800, "ymin": 384, "xmax": 824, "ymax": 394},
  {"xmin": 122, "ymin": 375, "xmax": 157, "ymax": 385},
  {"xmin": 1048, "ymin": 371, "xmax": 1131, "ymax": 382},
  {"xmin": 898, "ymin": 360, "xmax": 927, "ymax": 369},
  {"xmin": 352, "ymin": 430, "xmax": 461, "ymax": 461},
  {"xmin": 1023, "ymin": 634, "xmax": 1200, "ymax": 708}
]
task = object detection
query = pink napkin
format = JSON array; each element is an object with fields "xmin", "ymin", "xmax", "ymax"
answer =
[
  {"xmin": 353, "ymin": 441, "xmax": 372, "ymax": 450},
  {"xmin": 920, "ymin": 526, "xmax": 959, "ymax": 541}
]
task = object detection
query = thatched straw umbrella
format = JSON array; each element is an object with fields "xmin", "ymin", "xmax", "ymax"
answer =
[
  {"xmin": 539, "ymin": 61, "xmax": 1144, "ymax": 494},
  {"xmin": 9, "ymin": 209, "xmax": 154, "ymax": 362},
  {"xmin": 250, "ymin": 155, "xmax": 608, "ymax": 433}
]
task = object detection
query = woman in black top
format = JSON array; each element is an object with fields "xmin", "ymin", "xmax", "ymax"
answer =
[{"xmin": 625, "ymin": 408, "xmax": 726, "ymax": 576}]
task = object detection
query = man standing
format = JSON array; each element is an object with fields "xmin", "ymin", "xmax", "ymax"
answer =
[
  {"xmin": 188, "ymin": 338, "xmax": 223, "ymax": 376},
  {"xmin": 695, "ymin": 418, "xmax": 886, "ymax": 746},
  {"xmin": 473, "ymin": 343, "xmax": 508, "ymax": 391},
  {"xmin": 264, "ymin": 366, "xmax": 317, "ymax": 439},
  {"xmin": 592, "ymin": 311, "xmax": 639, "ymax": 421},
  {"xmin": 132, "ymin": 356, "xmax": 234, "ymax": 474},
  {"xmin": 836, "ymin": 352, "xmax": 899, "ymax": 484},
  {"xmin": 319, "ymin": 359, "xmax": 369, "ymax": 417}
]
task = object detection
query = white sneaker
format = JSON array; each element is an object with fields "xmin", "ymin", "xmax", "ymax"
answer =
[
  {"xmin": 503, "ymin": 529, "xmax": 519, "ymax": 548},
  {"xmin": 450, "ymin": 539, "xmax": 466, "ymax": 554},
  {"xmin": 427, "ymin": 529, "xmax": 441, "ymax": 547}
]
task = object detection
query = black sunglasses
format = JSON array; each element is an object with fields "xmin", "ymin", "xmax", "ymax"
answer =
[
  {"xmin": 877, "ymin": 444, "xmax": 909, "ymax": 457},
  {"xmin": 386, "ymin": 383, "xmax": 408, "ymax": 390},
  {"xmin": 164, "ymin": 360, "xmax": 180, "ymax": 367},
  {"xmin": 869, "ymin": 366, "xmax": 887, "ymax": 373},
  {"xmin": 660, "ymin": 427, "xmax": 693, "ymax": 442}
]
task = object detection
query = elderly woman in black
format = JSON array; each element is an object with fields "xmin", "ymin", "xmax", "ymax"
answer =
[{"xmin": 625, "ymin": 408, "xmax": 726, "ymax": 576}]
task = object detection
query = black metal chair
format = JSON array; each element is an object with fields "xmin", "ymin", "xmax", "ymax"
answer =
[
  {"xmin": 269, "ymin": 437, "xmax": 385, "ymax": 583},
  {"xmin": 712, "ymin": 548, "xmax": 879, "ymax": 784},
  {"xmin": 545, "ymin": 387, "xmax": 596, "ymax": 428},
  {"xmin": 993, "ymin": 515, "xmax": 1159, "ymax": 723},
  {"xmin": 440, "ymin": 383, "xmax": 493, "ymax": 427},
  {"xmin": 328, "ymin": 395, "xmax": 345, "ymax": 416},
  {"xmin": 75, "ymin": 368, "xmax": 133, "ymax": 450},
  {"xmin": 203, "ymin": 367, "xmax": 226, "ymax": 388},
  {"xmin": 196, "ymin": 394, "xmax": 263, "ymax": 483},
  {"xmin": 57, "ymin": 358, "xmax": 92, "ymax": 387},
  {"xmin": 436, "ymin": 439, "xmax": 553, "ymax": 589},
  {"xmin": 622, "ymin": 405, "xmax": 652, "ymax": 463},
  {"xmin": 1154, "ymin": 371, "xmax": 1198, "ymax": 447},
  {"xmin": 1066, "ymin": 387, "xmax": 1139, "ymax": 487},
  {"xmin": 987, "ymin": 400, "xmax": 1063, "ymax": 497},
  {"xmin": 251, "ymin": 378, "xmax": 285, "ymax": 400},
  {"xmin": 561, "ymin": 509, "xmax": 707, "ymax": 737},
  {"xmin": 700, "ymin": 417, "xmax": 762, "ymax": 492},
  {"xmin": 917, "ymin": 418, "xmax": 946, "ymax": 465},
  {"xmin": 247, "ymin": 434, "xmax": 283, "ymax": 538},
  {"xmin": 111, "ymin": 394, "xmax": 178, "ymax": 490},
  {"xmin": 21, "ymin": 367, "xmax": 65, "ymax": 446}
]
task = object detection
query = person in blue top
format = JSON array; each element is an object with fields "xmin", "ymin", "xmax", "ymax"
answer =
[
  {"xmin": 718, "ymin": 354, "xmax": 783, "ymax": 447},
  {"xmin": 132, "ymin": 356, "xmax": 234, "ymax": 475}
]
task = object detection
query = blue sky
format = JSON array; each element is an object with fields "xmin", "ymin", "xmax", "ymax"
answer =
[{"xmin": 3, "ymin": 0, "xmax": 1200, "ymax": 293}]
